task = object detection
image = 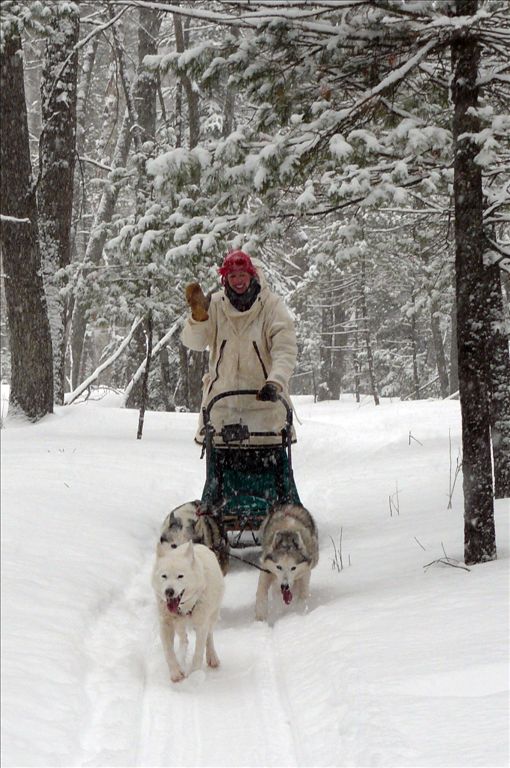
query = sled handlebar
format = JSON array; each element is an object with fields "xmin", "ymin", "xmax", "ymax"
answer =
[{"xmin": 203, "ymin": 389, "xmax": 293, "ymax": 431}]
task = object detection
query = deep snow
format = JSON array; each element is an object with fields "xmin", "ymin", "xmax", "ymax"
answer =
[{"xmin": 1, "ymin": 391, "xmax": 509, "ymax": 767}]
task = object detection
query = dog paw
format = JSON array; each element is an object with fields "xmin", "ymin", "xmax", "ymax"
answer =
[
  {"xmin": 207, "ymin": 654, "xmax": 220, "ymax": 668},
  {"xmin": 170, "ymin": 668, "xmax": 186, "ymax": 683},
  {"xmin": 255, "ymin": 612, "xmax": 267, "ymax": 622}
]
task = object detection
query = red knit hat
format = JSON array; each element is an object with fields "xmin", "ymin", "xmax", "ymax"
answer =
[{"xmin": 218, "ymin": 251, "xmax": 258, "ymax": 284}]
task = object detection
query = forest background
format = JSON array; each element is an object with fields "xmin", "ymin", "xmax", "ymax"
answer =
[{"xmin": 0, "ymin": 0, "xmax": 509, "ymax": 565}]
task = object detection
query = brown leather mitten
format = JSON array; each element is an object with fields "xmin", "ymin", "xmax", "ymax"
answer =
[{"xmin": 185, "ymin": 283, "xmax": 210, "ymax": 321}]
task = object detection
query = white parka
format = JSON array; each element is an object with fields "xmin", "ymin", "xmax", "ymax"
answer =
[{"xmin": 181, "ymin": 261, "xmax": 297, "ymax": 445}]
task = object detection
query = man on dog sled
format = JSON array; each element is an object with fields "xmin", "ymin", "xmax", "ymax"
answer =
[{"xmin": 182, "ymin": 250, "xmax": 298, "ymax": 446}]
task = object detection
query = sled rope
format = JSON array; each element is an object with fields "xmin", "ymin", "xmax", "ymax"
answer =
[{"xmin": 228, "ymin": 552, "xmax": 270, "ymax": 573}]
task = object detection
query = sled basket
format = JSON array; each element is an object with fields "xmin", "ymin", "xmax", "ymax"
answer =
[{"xmin": 199, "ymin": 390, "xmax": 301, "ymax": 543}]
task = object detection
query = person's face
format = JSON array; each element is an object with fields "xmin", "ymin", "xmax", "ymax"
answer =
[{"xmin": 227, "ymin": 270, "xmax": 251, "ymax": 294}]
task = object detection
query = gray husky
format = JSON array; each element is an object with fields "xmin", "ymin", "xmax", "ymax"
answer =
[
  {"xmin": 160, "ymin": 500, "xmax": 229, "ymax": 574},
  {"xmin": 255, "ymin": 503, "xmax": 319, "ymax": 621}
]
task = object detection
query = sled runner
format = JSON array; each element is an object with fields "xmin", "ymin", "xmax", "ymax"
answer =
[{"xmin": 199, "ymin": 390, "xmax": 301, "ymax": 545}]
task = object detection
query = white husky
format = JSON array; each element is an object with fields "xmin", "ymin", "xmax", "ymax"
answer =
[
  {"xmin": 152, "ymin": 541, "xmax": 225, "ymax": 682},
  {"xmin": 255, "ymin": 503, "xmax": 319, "ymax": 621}
]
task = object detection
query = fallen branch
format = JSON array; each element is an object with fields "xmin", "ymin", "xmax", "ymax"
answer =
[
  {"xmin": 66, "ymin": 316, "xmax": 142, "ymax": 405},
  {"xmin": 121, "ymin": 315, "xmax": 184, "ymax": 407},
  {"xmin": 402, "ymin": 374, "xmax": 439, "ymax": 401},
  {"xmin": 0, "ymin": 214, "xmax": 30, "ymax": 224},
  {"xmin": 424, "ymin": 543, "xmax": 470, "ymax": 572},
  {"xmin": 424, "ymin": 557, "xmax": 471, "ymax": 572}
]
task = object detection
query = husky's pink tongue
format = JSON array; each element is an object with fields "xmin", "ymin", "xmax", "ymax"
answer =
[
  {"xmin": 166, "ymin": 596, "xmax": 181, "ymax": 614},
  {"xmin": 282, "ymin": 587, "xmax": 293, "ymax": 605}
]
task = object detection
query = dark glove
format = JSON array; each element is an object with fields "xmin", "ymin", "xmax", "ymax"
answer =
[
  {"xmin": 185, "ymin": 283, "xmax": 210, "ymax": 322},
  {"xmin": 256, "ymin": 382, "xmax": 281, "ymax": 402}
]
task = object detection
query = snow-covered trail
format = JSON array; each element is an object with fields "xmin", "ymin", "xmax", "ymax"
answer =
[
  {"xmin": 78, "ymin": 554, "xmax": 301, "ymax": 768},
  {"xmin": 2, "ymin": 394, "xmax": 509, "ymax": 767}
]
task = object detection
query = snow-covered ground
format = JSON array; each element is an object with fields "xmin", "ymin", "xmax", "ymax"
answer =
[{"xmin": 1, "ymin": 391, "xmax": 509, "ymax": 767}]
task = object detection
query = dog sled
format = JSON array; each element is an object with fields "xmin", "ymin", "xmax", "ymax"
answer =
[{"xmin": 199, "ymin": 390, "xmax": 301, "ymax": 546}]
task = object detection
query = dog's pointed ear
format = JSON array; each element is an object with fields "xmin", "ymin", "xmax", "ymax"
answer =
[
  {"xmin": 157, "ymin": 541, "xmax": 171, "ymax": 557},
  {"xmin": 185, "ymin": 540, "xmax": 195, "ymax": 562}
]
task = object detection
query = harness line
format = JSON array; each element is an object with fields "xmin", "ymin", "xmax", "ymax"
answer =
[{"xmin": 227, "ymin": 551, "xmax": 270, "ymax": 574}]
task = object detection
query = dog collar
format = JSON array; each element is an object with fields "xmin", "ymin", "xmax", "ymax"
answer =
[{"xmin": 177, "ymin": 594, "xmax": 199, "ymax": 616}]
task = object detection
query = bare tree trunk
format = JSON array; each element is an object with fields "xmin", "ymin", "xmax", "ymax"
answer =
[
  {"xmin": 174, "ymin": 345, "xmax": 204, "ymax": 412},
  {"xmin": 122, "ymin": 318, "xmax": 182, "ymax": 407},
  {"xmin": 70, "ymin": 6, "xmax": 160, "ymax": 391},
  {"xmin": 125, "ymin": 6, "xmax": 162, "ymax": 410},
  {"xmin": 125, "ymin": 325, "xmax": 148, "ymax": 408},
  {"xmin": 38, "ymin": 4, "xmax": 80, "ymax": 403},
  {"xmin": 485, "ymin": 264, "xmax": 510, "ymax": 498},
  {"xmin": 175, "ymin": 79, "xmax": 184, "ymax": 147},
  {"xmin": 160, "ymin": 346, "xmax": 175, "ymax": 411},
  {"xmin": 95, "ymin": 61, "xmax": 119, "ymax": 161},
  {"xmin": 360, "ymin": 255, "xmax": 379, "ymax": 406},
  {"xmin": 222, "ymin": 26, "xmax": 238, "ymax": 138},
  {"xmin": 353, "ymin": 310, "xmax": 361, "ymax": 403},
  {"xmin": 134, "ymin": 7, "xmax": 162, "ymax": 142},
  {"xmin": 173, "ymin": 11, "xmax": 200, "ymax": 149},
  {"xmin": 222, "ymin": 78, "xmax": 236, "ymax": 138},
  {"xmin": 76, "ymin": 38, "xmax": 99, "ymax": 157},
  {"xmin": 189, "ymin": 350, "xmax": 206, "ymax": 411},
  {"xmin": 176, "ymin": 343, "xmax": 190, "ymax": 408},
  {"xmin": 137, "ymin": 309, "xmax": 153, "ymax": 439},
  {"xmin": 329, "ymin": 300, "xmax": 344, "ymax": 400},
  {"xmin": 449, "ymin": 295, "xmax": 459, "ymax": 394},
  {"xmin": 319, "ymin": 300, "xmax": 333, "ymax": 400},
  {"xmin": 67, "ymin": 36, "xmax": 99, "ymax": 390},
  {"xmin": 430, "ymin": 297, "xmax": 450, "ymax": 398},
  {"xmin": 318, "ymin": 292, "xmax": 342, "ymax": 401},
  {"xmin": 172, "ymin": 8, "xmax": 205, "ymax": 404},
  {"xmin": 0, "ymin": 32, "xmax": 53, "ymax": 419},
  {"xmin": 410, "ymin": 295, "xmax": 420, "ymax": 400},
  {"xmin": 70, "ymin": 111, "xmax": 132, "ymax": 388},
  {"xmin": 452, "ymin": 0, "xmax": 496, "ymax": 564}
]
